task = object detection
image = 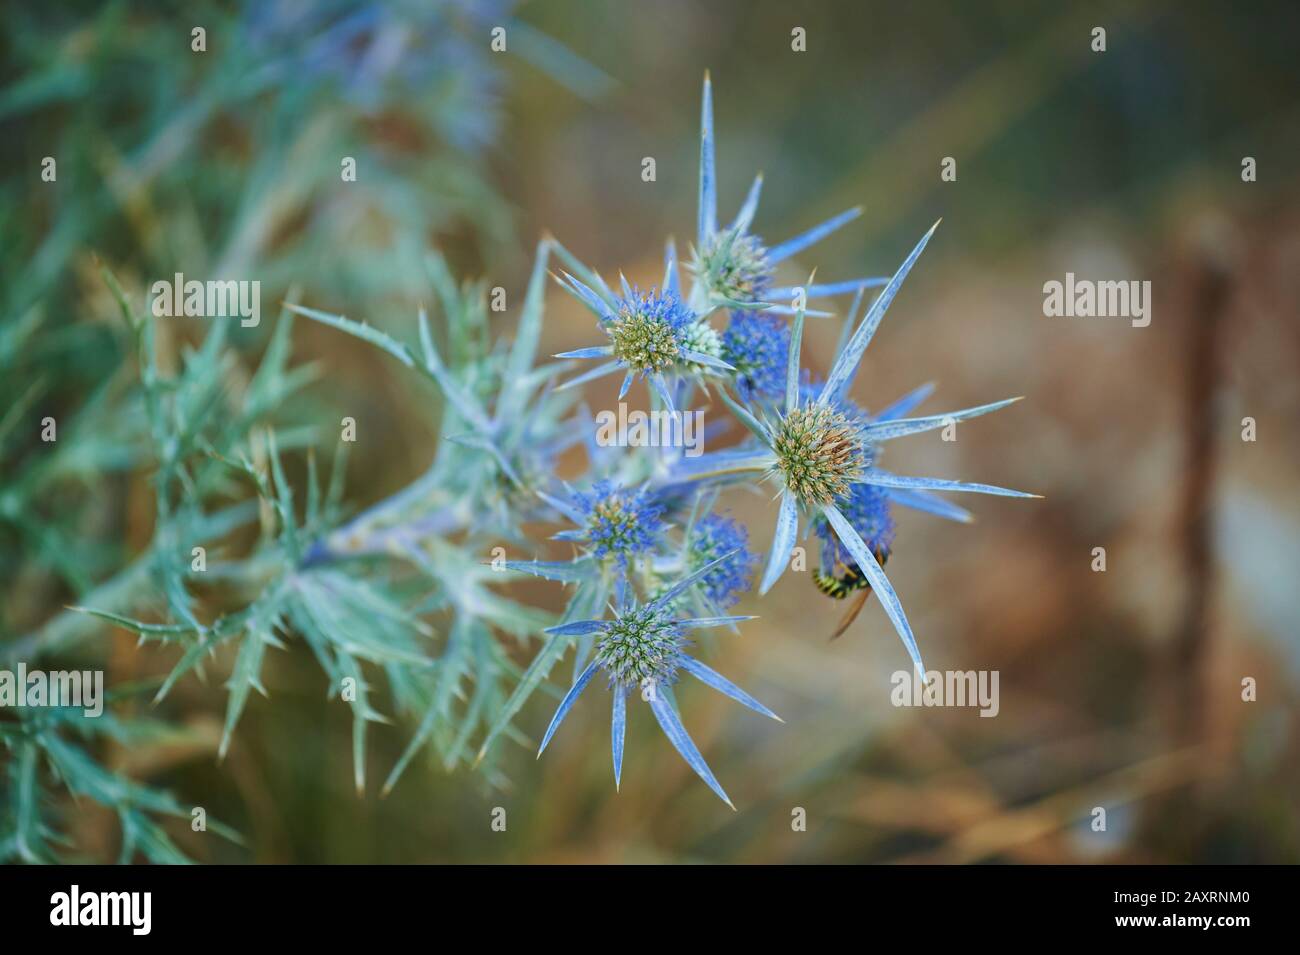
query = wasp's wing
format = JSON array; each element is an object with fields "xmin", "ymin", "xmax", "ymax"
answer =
[{"xmin": 829, "ymin": 588, "xmax": 873, "ymax": 641}]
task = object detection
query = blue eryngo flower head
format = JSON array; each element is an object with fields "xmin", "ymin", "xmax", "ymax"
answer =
[
  {"xmin": 690, "ymin": 226, "xmax": 772, "ymax": 306},
  {"xmin": 722, "ymin": 311, "xmax": 789, "ymax": 402},
  {"xmin": 688, "ymin": 514, "xmax": 758, "ymax": 608},
  {"xmin": 771, "ymin": 402, "xmax": 868, "ymax": 507},
  {"xmin": 607, "ymin": 287, "xmax": 693, "ymax": 375},
  {"xmin": 690, "ymin": 74, "xmax": 881, "ymax": 316},
  {"xmin": 537, "ymin": 554, "xmax": 780, "ymax": 807},
  {"xmin": 555, "ymin": 276, "xmax": 733, "ymax": 410},
  {"xmin": 595, "ymin": 603, "xmax": 685, "ymax": 689},
  {"xmin": 732, "ymin": 220, "xmax": 1037, "ymax": 681},
  {"xmin": 814, "ymin": 483, "xmax": 895, "ymax": 569},
  {"xmin": 573, "ymin": 480, "xmax": 665, "ymax": 565}
]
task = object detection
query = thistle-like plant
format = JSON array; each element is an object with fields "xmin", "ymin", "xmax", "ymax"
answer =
[
  {"xmin": 550, "ymin": 74, "xmax": 902, "ymax": 415},
  {"xmin": 552, "ymin": 275, "xmax": 735, "ymax": 411},
  {"xmin": 536, "ymin": 555, "xmax": 779, "ymax": 808},
  {"xmin": 258, "ymin": 73, "xmax": 1032, "ymax": 806},
  {"xmin": 687, "ymin": 74, "xmax": 887, "ymax": 315},
  {"xmin": 5, "ymin": 58, "xmax": 1035, "ymax": 839},
  {"xmin": 469, "ymin": 74, "xmax": 1033, "ymax": 798},
  {"xmin": 689, "ymin": 229, "xmax": 1036, "ymax": 676}
]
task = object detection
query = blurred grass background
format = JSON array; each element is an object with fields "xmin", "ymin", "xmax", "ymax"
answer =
[{"xmin": 4, "ymin": 0, "xmax": 1299, "ymax": 862}]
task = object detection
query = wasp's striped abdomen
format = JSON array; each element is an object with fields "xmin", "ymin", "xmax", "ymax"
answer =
[
  {"xmin": 811, "ymin": 547, "xmax": 890, "ymax": 600},
  {"xmin": 812, "ymin": 564, "xmax": 869, "ymax": 600}
]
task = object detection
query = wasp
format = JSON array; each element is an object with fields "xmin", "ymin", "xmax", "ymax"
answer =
[{"xmin": 812, "ymin": 545, "xmax": 890, "ymax": 641}]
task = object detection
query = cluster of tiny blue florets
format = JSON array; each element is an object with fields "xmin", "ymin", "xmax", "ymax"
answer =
[
  {"xmin": 817, "ymin": 483, "xmax": 896, "ymax": 568},
  {"xmin": 605, "ymin": 288, "xmax": 695, "ymax": 374},
  {"xmin": 689, "ymin": 514, "xmax": 759, "ymax": 608},
  {"xmin": 721, "ymin": 310, "xmax": 789, "ymax": 402},
  {"xmin": 575, "ymin": 480, "xmax": 665, "ymax": 564},
  {"xmin": 610, "ymin": 287, "xmax": 694, "ymax": 330}
]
